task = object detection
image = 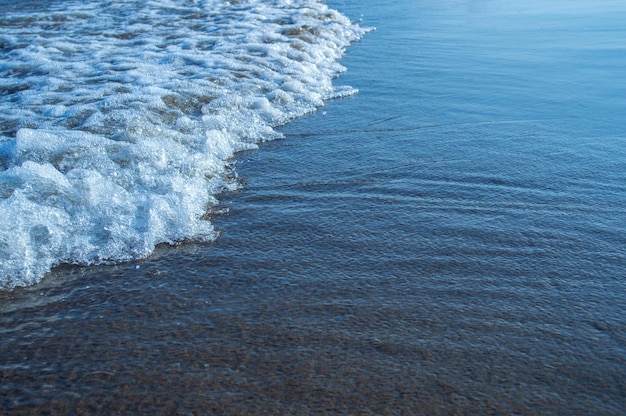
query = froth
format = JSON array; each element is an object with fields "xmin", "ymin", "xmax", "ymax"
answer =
[{"xmin": 0, "ymin": 0, "xmax": 368, "ymax": 289}]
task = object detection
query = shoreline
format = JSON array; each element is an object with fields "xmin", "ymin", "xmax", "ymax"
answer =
[{"xmin": 2, "ymin": 0, "xmax": 626, "ymax": 414}]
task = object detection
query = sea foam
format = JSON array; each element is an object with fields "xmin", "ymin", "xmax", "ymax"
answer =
[{"xmin": 0, "ymin": 0, "xmax": 368, "ymax": 289}]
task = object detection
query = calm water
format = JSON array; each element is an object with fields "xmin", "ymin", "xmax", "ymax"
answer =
[{"xmin": 2, "ymin": 0, "xmax": 626, "ymax": 414}]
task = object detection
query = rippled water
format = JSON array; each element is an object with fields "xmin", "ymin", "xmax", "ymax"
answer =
[{"xmin": 1, "ymin": 0, "xmax": 626, "ymax": 414}]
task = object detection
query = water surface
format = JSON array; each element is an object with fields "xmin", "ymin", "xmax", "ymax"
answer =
[{"xmin": 1, "ymin": 0, "xmax": 626, "ymax": 414}]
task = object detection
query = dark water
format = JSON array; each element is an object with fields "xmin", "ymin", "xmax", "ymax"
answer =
[{"xmin": 2, "ymin": 0, "xmax": 626, "ymax": 414}]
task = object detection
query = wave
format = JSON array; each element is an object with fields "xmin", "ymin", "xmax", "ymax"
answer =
[{"xmin": 0, "ymin": 0, "xmax": 368, "ymax": 289}]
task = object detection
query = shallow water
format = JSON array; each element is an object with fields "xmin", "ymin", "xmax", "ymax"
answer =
[{"xmin": 2, "ymin": 0, "xmax": 626, "ymax": 414}]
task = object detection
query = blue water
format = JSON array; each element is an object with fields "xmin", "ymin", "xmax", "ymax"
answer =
[{"xmin": 1, "ymin": 0, "xmax": 626, "ymax": 414}]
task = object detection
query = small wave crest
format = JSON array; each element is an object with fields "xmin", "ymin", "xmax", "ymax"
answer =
[{"xmin": 0, "ymin": 0, "xmax": 368, "ymax": 289}]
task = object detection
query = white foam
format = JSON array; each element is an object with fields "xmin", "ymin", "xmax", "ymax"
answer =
[{"xmin": 0, "ymin": 0, "xmax": 368, "ymax": 289}]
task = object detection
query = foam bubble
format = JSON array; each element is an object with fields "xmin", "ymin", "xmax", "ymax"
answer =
[{"xmin": 0, "ymin": 0, "xmax": 368, "ymax": 289}]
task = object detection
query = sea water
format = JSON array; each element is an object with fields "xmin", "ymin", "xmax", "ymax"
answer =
[
  {"xmin": 0, "ymin": 0, "xmax": 367, "ymax": 289},
  {"xmin": 1, "ymin": 0, "xmax": 626, "ymax": 414}
]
